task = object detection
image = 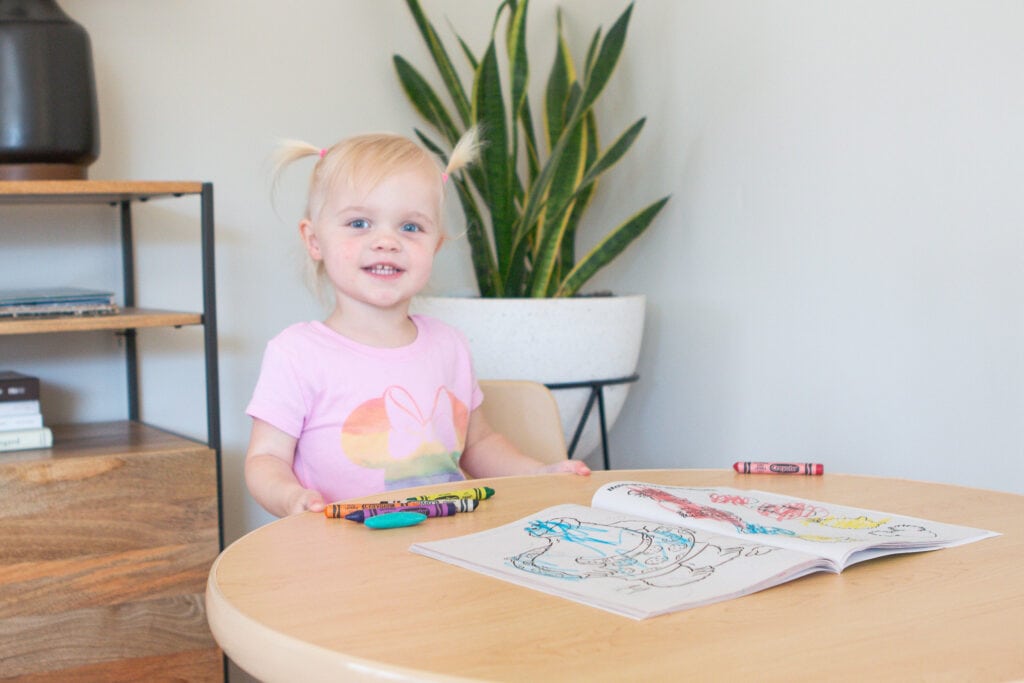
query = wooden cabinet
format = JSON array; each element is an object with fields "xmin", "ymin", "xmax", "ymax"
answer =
[{"xmin": 0, "ymin": 182, "xmax": 222, "ymax": 680}]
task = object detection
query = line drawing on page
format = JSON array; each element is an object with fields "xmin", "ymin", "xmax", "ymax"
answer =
[{"xmin": 506, "ymin": 516, "xmax": 775, "ymax": 591}]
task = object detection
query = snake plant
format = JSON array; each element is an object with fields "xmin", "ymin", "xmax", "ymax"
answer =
[{"xmin": 394, "ymin": 0, "xmax": 669, "ymax": 297}]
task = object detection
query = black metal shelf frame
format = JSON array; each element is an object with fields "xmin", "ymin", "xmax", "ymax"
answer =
[
  {"xmin": 545, "ymin": 373, "xmax": 639, "ymax": 470},
  {"xmin": 117, "ymin": 184, "xmax": 222, "ymax": 548}
]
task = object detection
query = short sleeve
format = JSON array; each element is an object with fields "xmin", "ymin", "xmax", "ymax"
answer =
[{"xmin": 245, "ymin": 338, "xmax": 309, "ymax": 438}]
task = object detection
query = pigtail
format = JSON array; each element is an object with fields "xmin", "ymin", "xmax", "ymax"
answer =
[
  {"xmin": 271, "ymin": 139, "xmax": 323, "ymax": 190},
  {"xmin": 444, "ymin": 126, "xmax": 482, "ymax": 179}
]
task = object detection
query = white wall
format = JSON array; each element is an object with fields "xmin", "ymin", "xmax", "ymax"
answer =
[{"xmin": 35, "ymin": 0, "xmax": 1023, "ymax": 556}]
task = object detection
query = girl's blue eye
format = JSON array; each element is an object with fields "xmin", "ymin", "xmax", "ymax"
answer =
[
  {"xmin": 401, "ymin": 222, "xmax": 422, "ymax": 233},
  {"xmin": 349, "ymin": 219, "xmax": 369, "ymax": 229}
]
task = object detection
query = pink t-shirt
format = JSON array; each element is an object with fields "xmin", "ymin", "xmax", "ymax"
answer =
[{"xmin": 246, "ymin": 315, "xmax": 482, "ymax": 503}]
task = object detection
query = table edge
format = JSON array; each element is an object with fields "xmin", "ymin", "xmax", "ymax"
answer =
[{"xmin": 206, "ymin": 553, "xmax": 481, "ymax": 683}]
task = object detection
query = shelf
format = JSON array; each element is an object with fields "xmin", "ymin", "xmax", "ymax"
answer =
[
  {"xmin": 0, "ymin": 180, "xmax": 222, "ymax": 680},
  {"xmin": 0, "ymin": 180, "xmax": 204, "ymax": 205},
  {"xmin": 0, "ymin": 307, "xmax": 202, "ymax": 335},
  {"xmin": 0, "ymin": 420, "xmax": 210, "ymax": 465}
]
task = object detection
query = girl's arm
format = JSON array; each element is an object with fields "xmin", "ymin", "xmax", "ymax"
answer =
[
  {"xmin": 459, "ymin": 408, "xmax": 591, "ymax": 479},
  {"xmin": 245, "ymin": 418, "xmax": 325, "ymax": 517}
]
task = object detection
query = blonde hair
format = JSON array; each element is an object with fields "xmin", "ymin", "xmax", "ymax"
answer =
[
  {"xmin": 272, "ymin": 128, "xmax": 480, "ymax": 295},
  {"xmin": 273, "ymin": 127, "xmax": 480, "ymax": 223}
]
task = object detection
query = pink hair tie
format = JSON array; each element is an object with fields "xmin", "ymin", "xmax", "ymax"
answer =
[
  {"xmin": 319, "ymin": 148, "xmax": 327, "ymax": 158},
  {"xmin": 441, "ymin": 172, "xmax": 449, "ymax": 183}
]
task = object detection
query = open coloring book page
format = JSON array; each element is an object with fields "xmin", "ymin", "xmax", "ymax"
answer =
[
  {"xmin": 411, "ymin": 482, "xmax": 997, "ymax": 619},
  {"xmin": 412, "ymin": 502, "xmax": 826, "ymax": 619},
  {"xmin": 592, "ymin": 482, "xmax": 998, "ymax": 568}
]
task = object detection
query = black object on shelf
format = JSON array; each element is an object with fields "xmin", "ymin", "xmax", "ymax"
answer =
[{"xmin": 0, "ymin": 0, "xmax": 100, "ymax": 179}]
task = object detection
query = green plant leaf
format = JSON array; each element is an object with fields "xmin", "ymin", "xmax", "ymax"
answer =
[
  {"xmin": 393, "ymin": 57, "xmax": 460, "ymax": 144},
  {"xmin": 583, "ymin": 26, "xmax": 602, "ymax": 79},
  {"xmin": 452, "ymin": 176, "xmax": 501, "ymax": 296},
  {"xmin": 473, "ymin": 40, "xmax": 517, "ymax": 280},
  {"xmin": 555, "ymin": 196, "xmax": 669, "ymax": 297},
  {"xmin": 545, "ymin": 10, "xmax": 574, "ymax": 148},
  {"xmin": 449, "ymin": 15, "xmax": 480, "ymax": 72},
  {"xmin": 560, "ymin": 110, "xmax": 600, "ymax": 273},
  {"xmin": 403, "ymin": 0, "xmax": 471, "ymax": 127},
  {"xmin": 579, "ymin": 117, "xmax": 645, "ymax": 191},
  {"xmin": 530, "ymin": 115, "xmax": 587, "ymax": 296},
  {"xmin": 519, "ymin": 100, "xmax": 541, "ymax": 188},
  {"xmin": 507, "ymin": 1, "xmax": 529, "ymax": 121},
  {"xmin": 397, "ymin": 0, "xmax": 666, "ymax": 299},
  {"xmin": 506, "ymin": 0, "xmax": 531, "ymax": 209},
  {"xmin": 575, "ymin": 2, "xmax": 633, "ymax": 118}
]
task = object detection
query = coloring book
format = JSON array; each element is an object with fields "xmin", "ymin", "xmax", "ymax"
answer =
[{"xmin": 410, "ymin": 481, "xmax": 998, "ymax": 619}]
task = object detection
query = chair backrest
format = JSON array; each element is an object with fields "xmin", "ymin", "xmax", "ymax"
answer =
[{"xmin": 478, "ymin": 380, "xmax": 568, "ymax": 465}]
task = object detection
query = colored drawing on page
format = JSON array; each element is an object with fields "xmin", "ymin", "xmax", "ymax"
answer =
[
  {"xmin": 626, "ymin": 486, "xmax": 801, "ymax": 538},
  {"xmin": 633, "ymin": 485, "xmax": 941, "ymax": 542}
]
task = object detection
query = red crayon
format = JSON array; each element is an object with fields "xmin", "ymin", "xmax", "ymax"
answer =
[{"xmin": 733, "ymin": 461, "xmax": 824, "ymax": 476}]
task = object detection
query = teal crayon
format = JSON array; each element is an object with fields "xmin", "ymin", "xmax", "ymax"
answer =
[
  {"xmin": 344, "ymin": 501, "xmax": 462, "ymax": 522},
  {"xmin": 364, "ymin": 511, "xmax": 427, "ymax": 529},
  {"xmin": 406, "ymin": 486, "xmax": 495, "ymax": 502}
]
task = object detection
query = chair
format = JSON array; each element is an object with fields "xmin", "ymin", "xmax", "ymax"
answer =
[{"xmin": 478, "ymin": 380, "xmax": 568, "ymax": 465}]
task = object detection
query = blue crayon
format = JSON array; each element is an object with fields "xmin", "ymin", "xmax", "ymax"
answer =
[{"xmin": 344, "ymin": 501, "xmax": 459, "ymax": 523}]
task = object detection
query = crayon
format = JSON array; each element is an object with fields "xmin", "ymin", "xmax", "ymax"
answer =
[
  {"xmin": 364, "ymin": 512, "xmax": 427, "ymax": 529},
  {"xmin": 405, "ymin": 486, "xmax": 495, "ymax": 502},
  {"xmin": 344, "ymin": 501, "xmax": 459, "ymax": 522},
  {"xmin": 324, "ymin": 500, "xmax": 448, "ymax": 518},
  {"xmin": 325, "ymin": 498, "xmax": 478, "ymax": 519},
  {"xmin": 733, "ymin": 461, "xmax": 824, "ymax": 475},
  {"xmin": 324, "ymin": 501, "xmax": 413, "ymax": 519},
  {"xmin": 324, "ymin": 502, "xmax": 392, "ymax": 518}
]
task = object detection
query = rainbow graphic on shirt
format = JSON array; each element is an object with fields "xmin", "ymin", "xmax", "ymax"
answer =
[{"xmin": 341, "ymin": 385, "xmax": 468, "ymax": 489}]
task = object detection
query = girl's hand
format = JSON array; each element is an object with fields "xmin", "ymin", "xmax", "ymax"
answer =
[
  {"xmin": 535, "ymin": 460, "xmax": 592, "ymax": 477},
  {"xmin": 286, "ymin": 487, "xmax": 326, "ymax": 516}
]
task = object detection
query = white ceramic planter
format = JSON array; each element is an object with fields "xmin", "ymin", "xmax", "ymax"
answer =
[{"xmin": 409, "ymin": 294, "xmax": 646, "ymax": 467}]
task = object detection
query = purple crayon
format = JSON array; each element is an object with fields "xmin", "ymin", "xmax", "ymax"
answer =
[{"xmin": 344, "ymin": 501, "xmax": 461, "ymax": 523}]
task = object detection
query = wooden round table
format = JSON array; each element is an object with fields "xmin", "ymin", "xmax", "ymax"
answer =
[{"xmin": 206, "ymin": 470, "xmax": 1024, "ymax": 682}]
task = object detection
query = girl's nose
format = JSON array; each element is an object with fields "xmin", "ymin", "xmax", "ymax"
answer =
[{"xmin": 372, "ymin": 232, "xmax": 400, "ymax": 251}]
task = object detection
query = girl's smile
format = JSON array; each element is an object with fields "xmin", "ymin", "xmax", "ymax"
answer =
[{"xmin": 364, "ymin": 263, "xmax": 403, "ymax": 277}]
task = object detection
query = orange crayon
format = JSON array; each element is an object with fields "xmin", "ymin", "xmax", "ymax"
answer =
[{"xmin": 324, "ymin": 501, "xmax": 415, "ymax": 518}]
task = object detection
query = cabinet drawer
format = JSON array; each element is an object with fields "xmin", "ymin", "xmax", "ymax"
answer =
[{"xmin": 0, "ymin": 422, "xmax": 221, "ymax": 679}]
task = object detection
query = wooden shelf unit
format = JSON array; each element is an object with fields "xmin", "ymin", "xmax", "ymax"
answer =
[
  {"xmin": 0, "ymin": 181, "xmax": 223, "ymax": 681},
  {"xmin": 0, "ymin": 307, "xmax": 203, "ymax": 335}
]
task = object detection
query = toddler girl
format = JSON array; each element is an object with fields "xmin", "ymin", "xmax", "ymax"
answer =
[{"xmin": 245, "ymin": 130, "xmax": 590, "ymax": 517}]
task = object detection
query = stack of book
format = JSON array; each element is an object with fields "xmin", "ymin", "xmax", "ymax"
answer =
[
  {"xmin": 0, "ymin": 287, "xmax": 118, "ymax": 318},
  {"xmin": 0, "ymin": 371, "xmax": 53, "ymax": 452}
]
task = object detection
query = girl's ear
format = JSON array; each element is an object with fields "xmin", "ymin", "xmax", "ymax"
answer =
[{"xmin": 299, "ymin": 219, "xmax": 322, "ymax": 260}]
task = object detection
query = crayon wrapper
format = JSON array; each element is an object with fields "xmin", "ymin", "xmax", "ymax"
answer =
[
  {"xmin": 326, "ymin": 498, "xmax": 477, "ymax": 518},
  {"xmin": 407, "ymin": 486, "xmax": 494, "ymax": 502},
  {"xmin": 364, "ymin": 502, "xmax": 457, "ymax": 518}
]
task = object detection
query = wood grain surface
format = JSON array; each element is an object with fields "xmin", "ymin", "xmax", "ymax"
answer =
[
  {"xmin": 208, "ymin": 469, "xmax": 1024, "ymax": 682},
  {"xmin": 0, "ymin": 422, "xmax": 221, "ymax": 679}
]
